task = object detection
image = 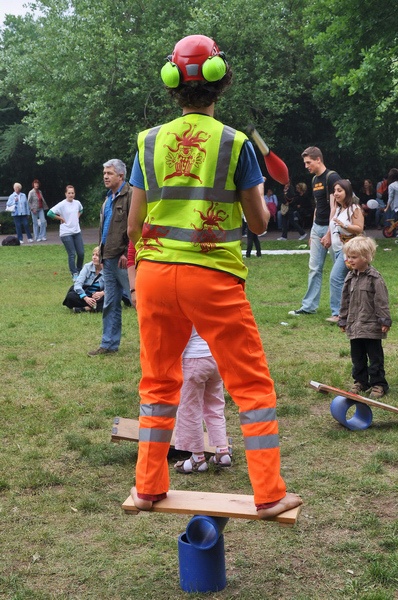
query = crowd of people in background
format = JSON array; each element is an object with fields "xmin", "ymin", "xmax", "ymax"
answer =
[
  {"xmin": 254, "ymin": 169, "xmax": 398, "ymax": 239},
  {"xmin": 5, "ymin": 170, "xmax": 397, "ymax": 248}
]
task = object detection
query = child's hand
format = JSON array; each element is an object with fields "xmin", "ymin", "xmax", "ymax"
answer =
[
  {"xmin": 339, "ymin": 326, "xmax": 346, "ymax": 332},
  {"xmin": 382, "ymin": 325, "xmax": 390, "ymax": 334}
]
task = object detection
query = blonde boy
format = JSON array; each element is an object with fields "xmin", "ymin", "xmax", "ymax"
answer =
[{"xmin": 339, "ymin": 237, "xmax": 391, "ymax": 399}]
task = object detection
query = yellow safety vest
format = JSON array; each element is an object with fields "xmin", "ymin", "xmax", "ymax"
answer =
[{"xmin": 136, "ymin": 113, "xmax": 248, "ymax": 279}]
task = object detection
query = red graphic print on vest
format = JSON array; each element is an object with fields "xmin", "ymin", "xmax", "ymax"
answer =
[
  {"xmin": 140, "ymin": 219, "xmax": 170, "ymax": 254},
  {"xmin": 191, "ymin": 201, "xmax": 227, "ymax": 253},
  {"xmin": 163, "ymin": 122, "xmax": 211, "ymax": 183}
]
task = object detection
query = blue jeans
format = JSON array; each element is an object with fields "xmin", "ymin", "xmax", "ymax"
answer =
[
  {"xmin": 329, "ymin": 249, "xmax": 348, "ymax": 316},
  {"xmin": 101, "ymin": 258, "xmax": 130, "ymax": 351},
  {"xmin": 301, "ymin": 223, "xmax": 335, "ymax": 313},
  {"xmin": 13, "ymin": 215, "xmax": 32, "ymax": 242},
  {"xmin": 31, "ymin": 209, "xmax": 47, "ymax": 240},
  {"xmin": 61, "ymin": 233, "xmax": 85, "ymax": 275}
]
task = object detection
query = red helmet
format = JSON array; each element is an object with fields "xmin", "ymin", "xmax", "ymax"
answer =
[{"xmin": 170, "ymin": 35, "xmax": 223, "ymax": 82}]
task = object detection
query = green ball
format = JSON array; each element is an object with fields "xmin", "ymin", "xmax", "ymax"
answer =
[{"xmin": 202, "ymin": 56, "xmax": 227, "ymax": 82}]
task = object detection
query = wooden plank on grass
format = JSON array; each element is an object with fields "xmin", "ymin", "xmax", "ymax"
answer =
[
  {"xmin": 122, "ymin": 489, "xmax": 301, "ymax": 526},
  {"xmin": 309, "ymin": 381, "xmax": 398, "ymax": 414},
  {"xmin": 111, "ymin": 417, "xmax": 221, "ymax": 454}
]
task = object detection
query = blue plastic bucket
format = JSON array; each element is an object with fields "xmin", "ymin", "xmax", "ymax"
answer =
[
  {"xmin": 186, "ymin": 515, "xmax": 229, "ymax": 550},
  {"xmin": 178, "ymin": 532, "xmax": 227, "ymax": 593}
]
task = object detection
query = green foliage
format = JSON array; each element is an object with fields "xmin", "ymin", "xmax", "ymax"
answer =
[
  {"xmin": 0, "ymin": 0, "xmax": 311, "ymax": 167},
  {"xmin": 0, "ymin": 0, "xmax": 193, "ymax": 165},
  {"xmin": 303, "ymin": 0, "xmax": 398, "ymax": 168},
  {"xmin": 0, "ymin": 0, "xmax": 396, "ymax": 206}
]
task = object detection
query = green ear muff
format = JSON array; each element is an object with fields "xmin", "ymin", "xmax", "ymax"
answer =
[
  {"xmin": 202, "ymin": 55, "xmax": 227, "ymax": 82},
  {"xmin": 161, "ymin": 62, "xmax": 181, "ymax": 88}
]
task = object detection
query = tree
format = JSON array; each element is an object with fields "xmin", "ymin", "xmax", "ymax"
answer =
[
  {"xmin": 0, "ymin": 0, "xmax": 196, "ymax": 166},
  {"xmin": 303, "ymin": 0, "xmax": 398, "ymax": 177},
  {"xmin": 0, "ymin": 0, "xmax": 310, "ymax": 167},
  {"xmin": 2, "ymin": 0, "xmax": 394, "ymax": 198}
]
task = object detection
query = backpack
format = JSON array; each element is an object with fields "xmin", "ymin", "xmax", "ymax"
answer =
[{"xmin": 2, "ymin": 235, "xmax": 20, "ymax": 246}]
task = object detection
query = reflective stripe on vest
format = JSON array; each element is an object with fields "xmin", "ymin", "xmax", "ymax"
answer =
[{"xmin": 136, "ymin": 115, "xmax": 248, "ymax": 280}]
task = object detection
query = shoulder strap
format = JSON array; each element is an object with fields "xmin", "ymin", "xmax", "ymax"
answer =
[
  {"xmin": 325, "ymin": 170, "xmax": 337, "ymax": 203},
  {"xmin": 325, "ymin": 170, "xmax": 336, "ymax": 186}
]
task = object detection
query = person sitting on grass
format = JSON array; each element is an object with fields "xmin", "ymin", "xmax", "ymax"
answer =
[{"xmin": 62, "ymin": 247, "xmax": 104, "ymax": 313}]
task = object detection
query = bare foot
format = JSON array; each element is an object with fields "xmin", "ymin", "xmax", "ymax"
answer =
[
  {"xmin": 130, "ymin": 486, "xmax": 153, "ymax": 511},
  {"xmin": 257, "ymin": 493, "xmax": 303, "ymax": 519}
]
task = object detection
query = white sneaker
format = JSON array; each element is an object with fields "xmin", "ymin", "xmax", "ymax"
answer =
[
  {"xmin": 19, "ymin": 240, "xmax": 24, "ymax": 244},
  {"xmin": 42, "ymin": 237, "xmax": 47, "ymax": 241},
  {"xmin": 277, "ymin": 237, "xmax": 287, "ymax": 241},
  {"xmin": 288, "ymin": 309, "xmax": 311, "ymax": 315},
  {"xmin": 28, "ymin": 239, "xmax": 33, "ymax": 243},
  {"xmin": 298, "ymin": 233, "xmax": 307, "ymax": 240},
  {"xmin": 36, "ymin": 238, "xmax": 42, "ymax": 242}
]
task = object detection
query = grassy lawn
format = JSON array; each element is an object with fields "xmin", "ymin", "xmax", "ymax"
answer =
[{"xmin": 1, "ymin": 239, "xmax": 397, "ymax": 600}]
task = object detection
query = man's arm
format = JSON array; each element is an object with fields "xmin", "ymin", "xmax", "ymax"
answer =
[
  {"xmin": 239, "ymin": 184, "xmax": 269, "ymax": 235},
  {"xmin": 127, "ymin": 187, "xmax": 148, "ymax": 245}
]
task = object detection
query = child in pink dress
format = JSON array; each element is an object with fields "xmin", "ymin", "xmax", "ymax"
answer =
[{"xmin": 174, "ymin": 327, "xmax": 231, "ymax": 473}]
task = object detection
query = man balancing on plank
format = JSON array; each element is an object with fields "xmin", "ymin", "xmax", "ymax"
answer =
[{"xmin": 127, "ymin": 34, "xmax": 302, "ymax": 519}]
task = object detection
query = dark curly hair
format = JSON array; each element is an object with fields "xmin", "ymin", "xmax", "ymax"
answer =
[{"xmin": 167, "ymin": 68, "xmax": 233, "ymax": 109}]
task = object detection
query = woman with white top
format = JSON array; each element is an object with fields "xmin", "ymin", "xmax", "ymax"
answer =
[
  {"xmin": 47, "ymin": 185, "xmax": 84, "ymax": 280},
  {"xmin": 384, "ymin": 169, "xmax": 398, "ymax": 221},
  {"xmin": 328, "ymin": 179, "xmax": 364, "ymax": 322}
]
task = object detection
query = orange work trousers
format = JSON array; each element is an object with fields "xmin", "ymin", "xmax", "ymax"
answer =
[{"xmin": 135, "ymin": 261, "xmax": 287, "ymax": 506}]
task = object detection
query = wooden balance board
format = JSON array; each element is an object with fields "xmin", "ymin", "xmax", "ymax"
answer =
[
  {"xmin": 122, "ymin": 489, "xmax": 301, "ymax": 526},
  {"xmin": 309, "ymin": 381, "xmax": 398, "ymax": 414},
  {"xmin": 111, "ymin": 417, "xmax": 232, "ymax": 455}
]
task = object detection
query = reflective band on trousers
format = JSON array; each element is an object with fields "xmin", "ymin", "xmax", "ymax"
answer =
[
  {"xmin": 239, "ymin": 408, "xmax": 277, "ymax": 425},
  {"xmin": 244, "ymin": 434, "xmax": 280, "ymax": 451},
  {"xmin": 139, "ymin": 428, "xmax": 174, "ymax": 443},
  {"xmin": 140, "ymin": 403, "xmax": 178, "ymax": 418}
]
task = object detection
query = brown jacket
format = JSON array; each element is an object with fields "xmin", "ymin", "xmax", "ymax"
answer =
[
  {"xmin": 99, "ymin": 182, "xmax": 132, "ymax": 260},
  {"xmin": 339, "ymin": 266, "xmax": 392, "ymax": 339}
]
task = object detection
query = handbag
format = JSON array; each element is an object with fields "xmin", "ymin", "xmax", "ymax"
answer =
[
  {"xmin": 280, "ymin": 203, "xmax": 289, "ymax": 216},
  {"xmin": 5, "ymin": 204, "xmax": 15, "ymax": 213}
]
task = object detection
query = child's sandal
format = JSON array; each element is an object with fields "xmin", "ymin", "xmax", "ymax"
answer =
[
  {"xmin": 209, "ymin": 451, "xmax": 232, "ymax": 468},
  {"xmin": 174, "ymin": 455, "xmax": 208, "ymax": 474}
]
